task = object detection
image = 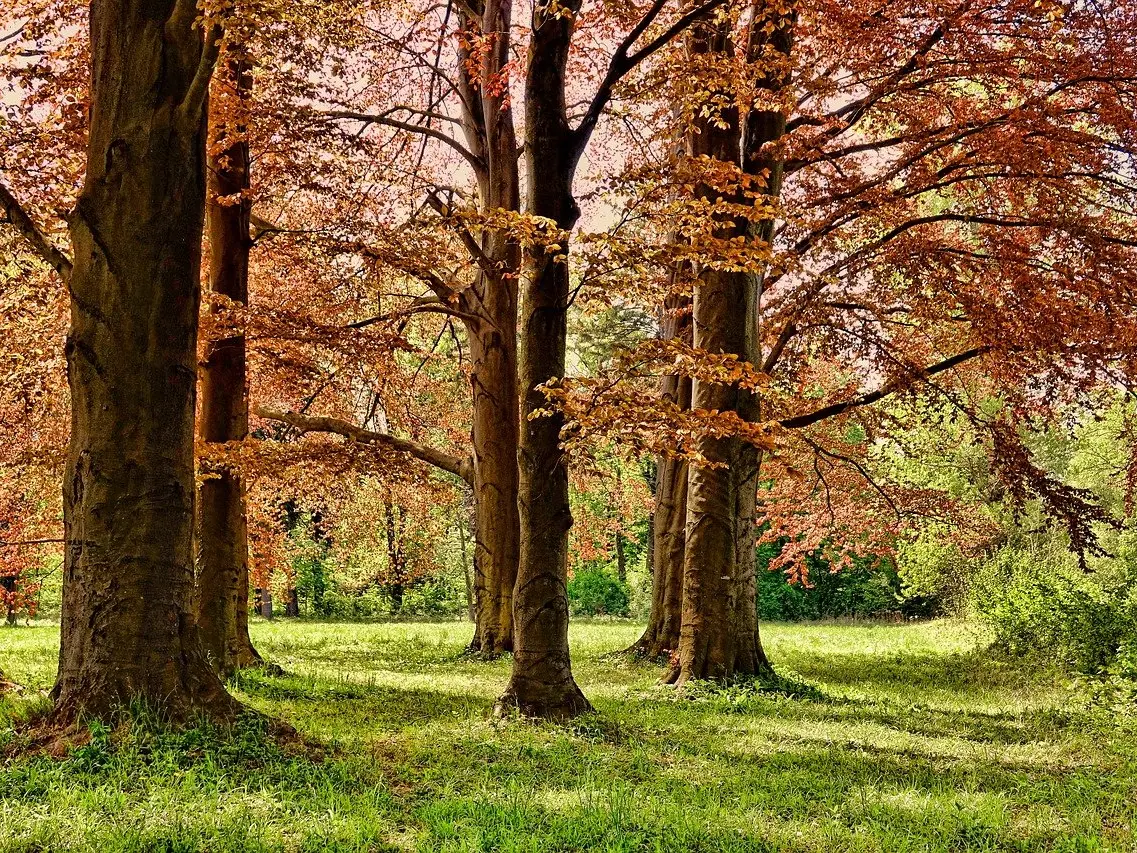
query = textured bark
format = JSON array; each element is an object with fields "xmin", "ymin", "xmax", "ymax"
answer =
[
  {"xmin": 668, "ymin": 6, "xmax": 792, "ymax": 686},
  {"xmin": 465, "ymin": 320, "xmax": 520, "ymax": 655},
  {"xmin": 497, "ymin": 0, "xmax": 591, "ymax": 720},
  {"xmin": 194, "ymin": 57, "xmax": 261, "ymax": 678},
  {"xmin": 453, "ymin": 3, "xmax": 522, "ymax": 658},
  {"xmin": 630, "ymin": 298, "xmax": 692, "ymax": 659},
  {"xmin": 55, "ymin": 0, "xmax": 237, "ymax": 723}
]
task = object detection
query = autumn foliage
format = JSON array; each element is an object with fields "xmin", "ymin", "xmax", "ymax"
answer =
[{"xmin": 1, "ymin": 0, "xmax": 1136, "ymax": 719}]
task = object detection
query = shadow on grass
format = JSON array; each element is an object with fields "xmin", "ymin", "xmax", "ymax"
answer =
[
  {"xmin": 784, "ymin": 648, "xmax": 1032, "ymax": 693},
  {"xmin": 231, "ymin": 668, "xmax": 489, "ymax": 729}
]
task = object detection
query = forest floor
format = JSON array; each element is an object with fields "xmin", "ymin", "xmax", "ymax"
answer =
[{"xmin": 0, "ymin": 619, "xmax": 1133, "ymax": 852}]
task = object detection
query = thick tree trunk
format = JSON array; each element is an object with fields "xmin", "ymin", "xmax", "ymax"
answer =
[
  {"xmin": 194, "ymin": 57, "xmax": 261, "ymax": 678},
  {"xmin": 55, "ymin": 0, "xmax": 237, "ymax": 723},
  {"xmin": 497, "ymin": 0, "xmax": 591, "ymax": 719},
  {"xmin": 667, "ymin": 7, "xmax": 793, "ymax": 686},
  {"xmin": 629, "ymin": 297, "xmax": 692, "ymax": 659},
  {"xmin": 454, "ymin": 4, "xmax": 522, "ymax": 658}
]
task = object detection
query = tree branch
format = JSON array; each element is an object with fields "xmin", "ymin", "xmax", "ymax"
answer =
[
  {"xmin": 319, "ymin": 109, "xmax": 486, "ymax": 175},
  {"xmin": 0, "ymin": 538, "xmax": 64, "ymax": 548},
  {"xmin": 779, "ymin": 346, "xmax": 990, "ymax": 429},
  {"xmin": 179, "ymin": 20, "xmax": 224, "ymax": 126},
  {"xmin": 0, "ymin": 180, "xmax": 72, "ymax": 278},
  {"xmin": 253, "ymin": 406, "xmax": 474, "ymax": 484},
  {"xmin": 572, "ymin": 0, "xmax": 729, "ymax": 156}
]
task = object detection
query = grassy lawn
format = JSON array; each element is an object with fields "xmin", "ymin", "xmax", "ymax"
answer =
[{"xmin": 0, "ymin": 619, "xmax": 1132, "ymax": 852}]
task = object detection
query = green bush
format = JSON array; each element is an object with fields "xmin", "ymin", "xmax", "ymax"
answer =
[
  {"xmin": 970, "ymin": 541, "xmax": 1137, "ymax": 674},
  {"xmin": 567, "ymin": 567, "xmax": 631, "ymax": 617},
  {"xmin": 400, "ymin": 577, "xmax": 467, "ymax": 617},
  {"xmin": 756, "ymin": 543, "xmax": 912, "ymax": 622}
]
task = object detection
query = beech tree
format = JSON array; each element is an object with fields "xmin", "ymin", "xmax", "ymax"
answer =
[
  {"xmin": 52, "ymin": 0, "xmax": 237, "ymax": 720},
  {"xmin": 194, "ymin": 47, "xmax": 262, "ymax": 677},
  {"xmin": 556, "ymin": 0, "xmax": 1137, "ymax": 683},
  {"xmin": 0, "ymin": 0, "xmax": 261, "ymax": 689}
]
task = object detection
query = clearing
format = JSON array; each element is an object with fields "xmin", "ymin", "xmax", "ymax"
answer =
[{"xmin": 0, "ymin": 620, "xmax": 1132, "ymax": 852}]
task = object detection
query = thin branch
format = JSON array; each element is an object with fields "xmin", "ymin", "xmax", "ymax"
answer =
[
  {"xmin": 0, "ymin": 538, "xmax": 64, "ymax": 548},
  {"xmin": 319, "ymin": 109, "xmax": 485, "ymax": 174},
  {"xmin": 779, "ymin": 346, "xmax": 990, "ymax": 429},
  {"xmin": 572, "ymin": 0, "xmax": 729, "ymax": 156},
  {"xmin": 0, "ymin": 181, "xmax": 72, "ymax": 278},
  {"xmin": 254, "ymin": 406, "xmax": 474, "ymax": 484}
]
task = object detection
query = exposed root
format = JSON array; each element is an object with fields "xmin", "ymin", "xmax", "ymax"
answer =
[{"xmin": 493, "ymin": 681, "xmax": 593, "ymax": 721}]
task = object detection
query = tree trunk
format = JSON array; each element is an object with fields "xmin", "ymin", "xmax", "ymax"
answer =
[
  {"xmin": 194, "ymin": 56, "xmax": 261, "ymax": 678},
  {"xmin": 55, "ymin": 0, "xmax": 237, "ymax": 723},
  {"xmin": 664, "ymin": 6, "xmax": 773, "ymax": 686},
  {"xmin": 629, "ymin": 297, "xmax": 691, "ymax": 660},
  {"xmin": 615, "ymin": 533, "xmax": 627, "ymax": 584},
  {"xmin": 284, "ymin": 587, "xmax": 299, "ymax": 617},
  {"xmin": 466, "ymin": 324, "xmax": 520, "ymax": 655},
  {"xmin": 454, "ymin": 4, "xmax": 522, "ymax": 658},
  {"xmin": 458, "ymin": 502, "xmax": 477, "ymax": 623},
  {"xmin": 497, "ymin": 0, "xmax": 591, "ymax": 720},
  {"xmin": 2, "ymin": 575, "xmax": 16, "ymax": 626},
  {"xmin": 667, "ymin": 7, "xmax": 792, "ymax": 686}
]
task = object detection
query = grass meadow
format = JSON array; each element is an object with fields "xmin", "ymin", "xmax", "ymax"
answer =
[{"xmin": 0, "ymin": 619, "xmax": 1133, "ymax": 852}]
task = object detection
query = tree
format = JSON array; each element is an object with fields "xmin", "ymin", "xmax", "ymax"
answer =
[
  {"xmin": 662, "ymin": 5, "xmax": 777, "ymax": 684},
  {"xmin": 552, "ymin": 0, "xmax": 1137, "ymax": 684},
  {"xmin": 194, "ymin": 50, "xmax": 262, "ymax": 677},
  {"xmin": 53, "ymin": 0, "xmax": 237, "ymax": 721}
]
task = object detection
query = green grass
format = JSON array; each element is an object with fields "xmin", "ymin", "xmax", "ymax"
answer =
[{"xmin": 1, "ymin": 619, "xmax": 1133, "ymax": 851}]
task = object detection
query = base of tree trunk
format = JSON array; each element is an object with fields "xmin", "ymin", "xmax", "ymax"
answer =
[
  {"xmin": 493, "ymin": 677, "xmax": 592, "ymax": 721},
  {"xmin": 234, "ymin": 638, "xmax": 264, "ymax": 672},
  {"xmin": 466, "ymin": 624, "xmax": 513, "ymax": 659},
  {"xmin": 464, "ymin": 642, "xmax": 511, "ymax": 661},
  {"xmin": 662, "ymin": 641, "xmax": 775, "ymax": 688},
  {"xmin": 50, "ymin": 658, "xmax": 242, "ymax": 727},
  {"xmin": 622, "ymin": 624, "xmax": 680, "ymax": 662}
]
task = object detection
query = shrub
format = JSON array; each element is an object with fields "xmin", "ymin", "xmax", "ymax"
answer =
[
  {"xmin": 400, "ymin": 577, "xmax": 467, "ymax": 617},
  {"xmin": 567, "ymin": 567, "xmax": 631, "ymax": 617},
  {"xmin": 970, "ymin": 540, "xmax": 1137, "ymax": 674},
  {"xmin": 756, "ymin": 543, "xmax": 911, "ymax": 622}
]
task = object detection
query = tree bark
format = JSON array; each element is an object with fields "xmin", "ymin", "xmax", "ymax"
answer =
[
  {"xmin": 465, "ymin": 315, "xmax": 520, "ymax": 654},
  {"xmin": 459, "ymin": 502, "xmax": 476, "ymax": 623},
  {"xmin": 629, "ymin": 297, "xmax": 691, "ymax": 660},
  {"xmin": 497, "ymin": 0, "xmax": 592, "ymax": 720},
  {"xmin": 55, "ymin": 0, "xmax": 237, "ymax": 723},
  {"xmin": 668, "ymin": 4, "xmax": 792, "ymax": 686},
  {"xmin": 194, "ymin": 56, "xmax": 262, "ymax": 678},
  {"xmin": 453, "ymin": 3, "xmax": 523, "ymax": 658}
]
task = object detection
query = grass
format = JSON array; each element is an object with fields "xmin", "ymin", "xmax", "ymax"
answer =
[{"xmin": 0, "ymin": 618, "xmax": 1133, "ymax": 852}]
